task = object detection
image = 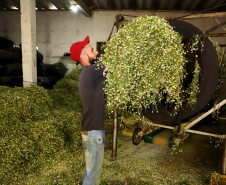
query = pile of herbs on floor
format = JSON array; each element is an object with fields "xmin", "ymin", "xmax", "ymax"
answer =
[{"xmin": 0, "ymin": 68, "xmax": 85, "ymax": 184}]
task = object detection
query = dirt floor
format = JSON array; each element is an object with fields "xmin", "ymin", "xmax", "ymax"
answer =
[{"xmin": 101, "ymin": 109, "xmax": 226, "ymax": 184}]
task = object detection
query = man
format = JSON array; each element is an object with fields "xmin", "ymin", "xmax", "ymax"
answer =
[{"xmin": 70, "ymin": 36, "xmax": 108, "ymax": 185}]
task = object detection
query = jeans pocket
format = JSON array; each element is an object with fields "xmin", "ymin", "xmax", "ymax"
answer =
[
  {"xmin": 88, "ymin": 131, "xmax": 105, "ymax": 145},
  {"xmin": 82, "ymin": 134, "xmax": 90, "ymax": 147},
  {"xmin": 95, "ymin": 137, "xmax": 104, "ymax": 145}
]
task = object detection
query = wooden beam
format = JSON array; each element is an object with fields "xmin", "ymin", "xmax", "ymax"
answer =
[
  {"xmin": 74, "ymin": 0, "xmax": 91, "ymax": 17},
  {"xmin": 208, "ymin": 33, "xmax": 226, "ymax": 37},
  {"xmin": 166, "ymin": 12, "xmax": 226, "ymax": 20}
]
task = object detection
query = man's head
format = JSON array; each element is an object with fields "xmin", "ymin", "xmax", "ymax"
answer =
[{"xmin": 70, "ymin": 36, "xmax": 99, "ymax": 67}]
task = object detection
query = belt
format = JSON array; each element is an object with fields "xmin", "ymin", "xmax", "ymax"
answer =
[
  {"xmin": 82, "ymin": 131, "xmax": 88, "ymax": 135},
  {"xmin": 82, "ymin": 130, "xmax": 103, "ymax": 135}
]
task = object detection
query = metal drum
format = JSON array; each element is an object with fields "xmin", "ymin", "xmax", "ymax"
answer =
[{"xmin": 143, "ymin": 19, "xmax": 219, "ymax": 123}]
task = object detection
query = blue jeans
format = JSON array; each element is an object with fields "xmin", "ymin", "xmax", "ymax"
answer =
[{"xmin": 82, "ymin": 130, "xmax": 105, "ymax": 185}]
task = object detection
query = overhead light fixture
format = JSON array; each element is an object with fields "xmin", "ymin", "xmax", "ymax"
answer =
[
  {"xmin": 50, "ymin": 4, "xmax": 58, "ymax": 10},
  {"xmin": 10, "ymin": 5, "xmax": 18, "ymax": 10},
  {"xmin": 72, "ymin": 5, "xmax": 78, "ymax": 12}
]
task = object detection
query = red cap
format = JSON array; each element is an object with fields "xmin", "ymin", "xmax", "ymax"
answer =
[{"xmin": 70, "ymin": 36, "xmax": 89, "ymax": 62}]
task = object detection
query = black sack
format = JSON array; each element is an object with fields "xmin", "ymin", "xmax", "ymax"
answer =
[
  {"xmin": 0, "ymin": 36, "xmax": 14, "ymax": 49},
  {"xmin": 0, "ymin": 76, "xmax": 23, "ymax": 87},
  {"xmin": 46, "ymin": 62, "xmax": 68, "ymax": 78},
  {"xmin": 37, "ymin": 62, "xmax": 47, "ymax": 76},
  {"xmin": 0, "ymin": 47, "xmax": 22, "ymax": 64},
  {"xmin": 3, "ymin": 63, "xmax": 22, "ymax": 76},
  {"xmin": 37, "ymin": 76, "xmax": 60, "ymax": 89}
]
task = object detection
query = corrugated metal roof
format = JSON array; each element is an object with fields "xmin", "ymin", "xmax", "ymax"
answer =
[{"xmin": 1, "ymin": 0, "xmax": 226, "ymax": 16}]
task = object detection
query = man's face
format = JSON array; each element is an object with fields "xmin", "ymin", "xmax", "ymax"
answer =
[{"xmin": 84, "ymin": 44, "xmax": 99, "ymax": 64}]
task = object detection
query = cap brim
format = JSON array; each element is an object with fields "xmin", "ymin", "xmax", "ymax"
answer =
[{"xmin": 83, "ymin": 36, "xmax": 89, "ymax": 45}]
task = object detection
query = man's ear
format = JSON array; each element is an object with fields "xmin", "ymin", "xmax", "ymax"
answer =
[{"xmin": 80, "ymin": 53, "xmax": 88, "ymax": 62}]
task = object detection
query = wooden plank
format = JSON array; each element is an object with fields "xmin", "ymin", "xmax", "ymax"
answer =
[
  {"xmin": 167, "ymin": 12, "xmax": 226, "ymax": 20},
  {"xmin": 208, "ymin": 33, "xmax": 226, "ymax": 37}
]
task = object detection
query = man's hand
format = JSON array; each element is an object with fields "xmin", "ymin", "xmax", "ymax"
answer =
[{"xmin": 104, "ymin": 67, "xmax": 108, "ymax": 73}]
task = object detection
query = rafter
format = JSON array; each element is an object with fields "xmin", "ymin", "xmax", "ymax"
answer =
[
  {"xmin": 0, "ymin": 0, "xmax": 12, "ymax": 10},
  {"xmin": 36, "ymin": 0, "xmax": 53, "ymax": 10},
  {"xmin": 73, "ymin": 0, "xmax": 91, "ymax": 17},
  {"xmin": 6, "ymin": 0, "xmax": 20, "ymax": 9},
  {"xmin": 48, "ymin": 0, "xmax": 71, "ymax": 10}
]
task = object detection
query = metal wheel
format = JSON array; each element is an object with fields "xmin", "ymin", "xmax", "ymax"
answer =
[{"xmin": 132, "ymin": 127, "xmax": 143, "ymax": 145}]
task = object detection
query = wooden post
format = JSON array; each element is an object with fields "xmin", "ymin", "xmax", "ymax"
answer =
[
  {"xmin": 112, "ymin": 106, "xmax": 118, "ymax": 161},
  {"xmin": 222, "ymin": 135, "xmax": 226, "ymax": 175}
]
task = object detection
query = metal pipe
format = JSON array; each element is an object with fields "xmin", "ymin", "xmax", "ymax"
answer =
[
  {"xmin": 184, "ymin": 99, "xmax": 226, "ymax": 130},
  {"xmin": 145, "ymin": 121, "xmax": 226, "ymax": 138},
  {"xmin": 112, "ymin": 106, "xmax": 118, "ymax": 161},
  {"xmin": 186, "ymin": 129, "xmax": 225, "ymax": 138}
]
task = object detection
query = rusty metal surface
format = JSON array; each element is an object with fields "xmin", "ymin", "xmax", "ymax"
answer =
[{"xmin": 143, "ymin": 19, "xmax": 219, "ymax": 123}]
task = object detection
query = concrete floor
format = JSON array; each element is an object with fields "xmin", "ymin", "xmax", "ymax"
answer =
[
  {"xmin": 123, "ymin": 109, "xmax": 226, "ymax": 168},
  {"xmin": 177, "ymin": 117, "xmax": 225, "ymax": 171},
  {"xmin": 104, "ymin": 107, "xmax": 226, "ymax": 184}
]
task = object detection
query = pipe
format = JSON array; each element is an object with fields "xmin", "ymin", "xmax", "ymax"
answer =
[{"xmin": 112, "ymin": 106, "xmax": 118, "ymax": 161}]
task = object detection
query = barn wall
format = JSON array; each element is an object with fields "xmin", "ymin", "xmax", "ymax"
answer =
[{"xmin": 0, "ymin": 10, "xmax": 226, "ymax": 66}]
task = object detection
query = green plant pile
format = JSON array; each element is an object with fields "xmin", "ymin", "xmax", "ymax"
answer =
[
  {"xmin": 0, "ymin": 68, "xmax": 84, "ymax": 184},
  {"xmin": 48, "ymin": 67, "xmax": 82, "ymax": 112},
  {"xmin": 100, "ymin": 15, "xmax": 200, "ymax": 116},
  {"xmin": 211, "ymin": 41, "xmax": 226, "ymax": 101}
]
